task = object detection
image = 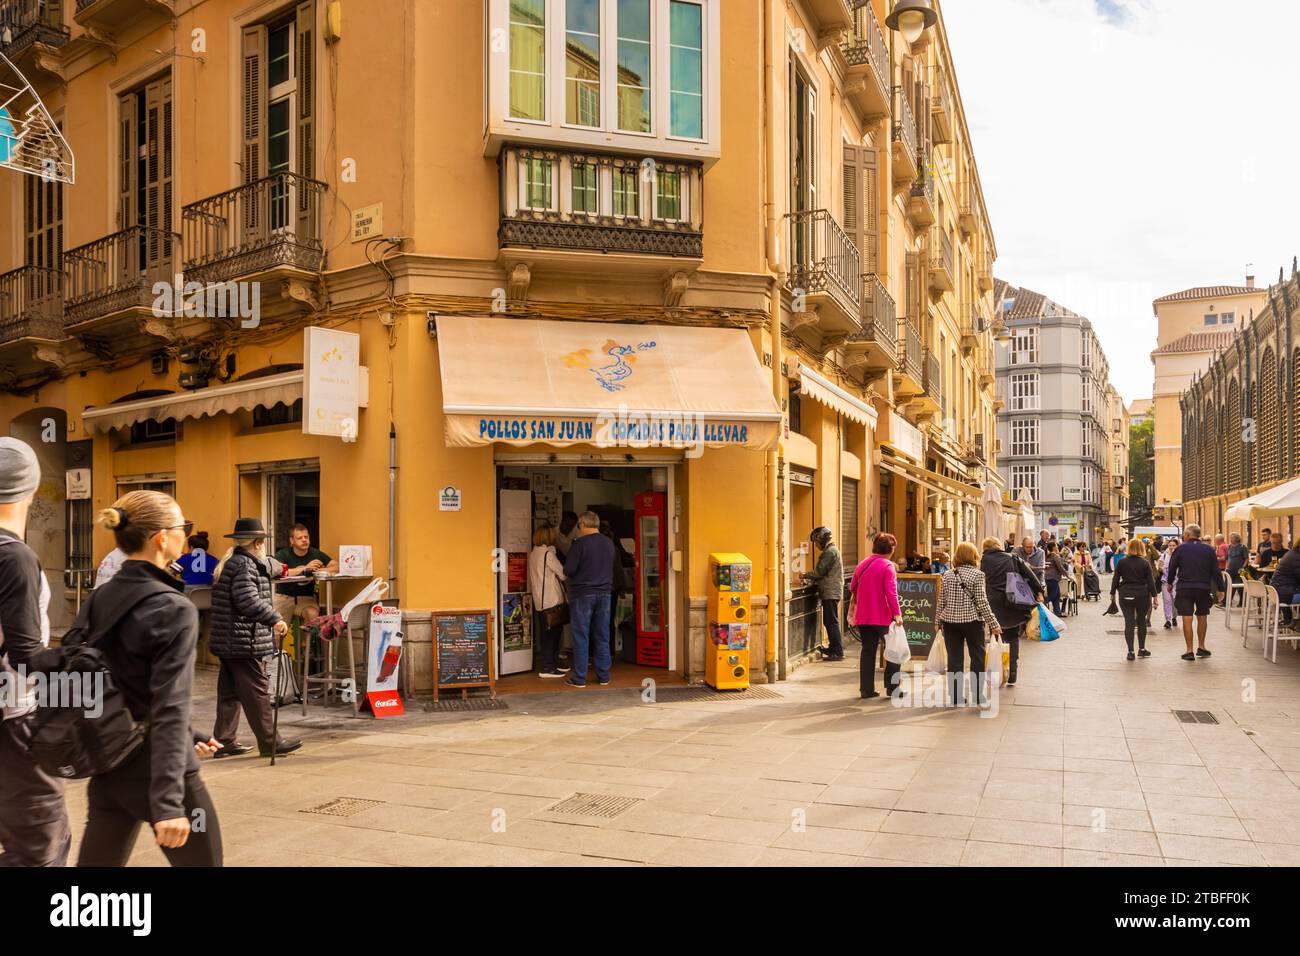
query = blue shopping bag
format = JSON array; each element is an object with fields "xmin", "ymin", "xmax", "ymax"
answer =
[{"xmin": 1037, "ymin": 603, "xmax": 1061, "ymax": 643}]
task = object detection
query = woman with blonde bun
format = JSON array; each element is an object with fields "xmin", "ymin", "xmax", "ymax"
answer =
[{"xmin": 75, "ymin": 490, "xmax": 223, "ymax": 866}]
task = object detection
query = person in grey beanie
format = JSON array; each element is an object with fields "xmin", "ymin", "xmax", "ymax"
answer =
[{"xmin": 0, "ymin": 437, "xmax": 72, "ymax": 866}]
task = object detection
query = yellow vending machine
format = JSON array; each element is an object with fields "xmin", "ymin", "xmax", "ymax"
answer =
[{"xmin": 706, "ymin": 553, "xmax": 752, "ymax": 690}]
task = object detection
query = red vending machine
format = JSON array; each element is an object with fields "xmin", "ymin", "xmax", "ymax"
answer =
[{"xmin": 634, "ymin": 491, "xmax": 667, "ymax": 666}]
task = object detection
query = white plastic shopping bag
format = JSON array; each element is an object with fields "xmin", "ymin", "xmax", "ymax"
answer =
[
  {"xmin": 986, "ymin": 638, "xmax": 1008, "ymax": 687},
  {"xmin": 925, "ymin": 633, "xmax": 947, "ymax": 676},
  {"xmin": 1042, "ymin": 604, "xmax": 1068, "ymax": 635},
  {"xmin": 884, "ymin": 622, "xmax": 912, "ymax": 665}
]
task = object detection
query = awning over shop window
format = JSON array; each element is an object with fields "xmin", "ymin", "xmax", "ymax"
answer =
[
  {"xmin": 436, "ymin": 317, "xmax": 782, "ymax": 451},
  {"xmin": 82, "ymin": 371, "xmax": 304, "ymax": 435},
  {"xmin": 795, "ymin": 364, "xmax": 878, "ymax": 427},
  {"xmin": 874, "ymin": 449, "xmax": 982, "ymax": 505}
]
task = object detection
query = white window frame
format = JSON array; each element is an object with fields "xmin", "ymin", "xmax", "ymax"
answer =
[
  {"xmin": 1011, "ymin": 418, "xmax": 1039, "ymax": 457},
  {"xmin": 503, "ymin": 0, "xmax": 710, "ymax": 144},
  {"xmin": 1010, "ymin": 372, "xmax": 1039, "ymax": 412},
  {"xmin": 1011, "ymin": 465, "xmax": 1039, "ymax": 501},
  {"xmin": 1011, "ymin": 327, "xmax": 1038, "ymax": 366},
  {"xmin": 1082, "ymin": 424, "xmax": 1093, "ymax": 460}
]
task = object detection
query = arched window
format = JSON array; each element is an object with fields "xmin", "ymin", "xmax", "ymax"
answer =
[
  {"xmin": 1227, "ymin": 378, "xmax": 1242, "ymax": 490},
  {"xmin": 1293, "ymin": 348, "xmax": 1300, "ymax": 474},
  {"xmin": 1260, "ymin": 348, "xmax": 1279, "ymax": 484},
  {"xmin": 1201, "ymin": 398, "xmax": 1216, "ymax": 499}
]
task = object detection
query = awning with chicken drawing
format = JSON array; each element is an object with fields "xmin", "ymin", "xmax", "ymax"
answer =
[{"xmin": 436, "ymin": 316, "xmax": 781, "ymax": 451}]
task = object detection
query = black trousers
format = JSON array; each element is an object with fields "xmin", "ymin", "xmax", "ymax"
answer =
[
  {"xmin": 821, "ymin": 599, "xmax": 843, "ymax": 656},
  {"xmin": 1003, "ymin": 623, "xmax": 1021, "ymax": 679},
  {"xmin": 77, "ymin": 744, "xmax": 222, "ymax": 867},
  {"xmin": 0, "ymin": 715, "xmax": 70, "ymax": 868},
  {"xmin": 534, "ymin": 610, "xmax": 562, "ymax": 671},
  {"xmin": 213, "ymin": 657, "xmax": 276, "ymax": 749},
  {"xmin": 1119, "ymin": 595, "xmax": 1149, "ymax": 651},
  {"xmin": 941, "ymin": 620, "xmax": 986, "ymax": 706},
  {"xmin": 859, "ymin": 625, "xmax": 900, "ymax": 698}
]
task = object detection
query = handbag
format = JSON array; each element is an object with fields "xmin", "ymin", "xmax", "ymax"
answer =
[
  {"xmin": 1006, "ymin": 568, "xmax": 1037, "ymax": 608},
  {"xmin": 539, "ymin": 549, "xmax": 569, "ymax": 628}
]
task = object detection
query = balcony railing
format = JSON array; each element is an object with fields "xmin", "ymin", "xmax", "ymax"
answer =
[
  {"xmin": 786, "ymin": 208, "xmax": 860, "ymax": 315},
  {"xmin": 897, "ymin": 316, "xmax": 922, "ymax": 383},
  {"xmin": 0, "ymin": 264, "xmax": 62, "ymax": 343},
  {"xmin": 892, "ymin": 87, "xmax": 916, "ymax": 159},
  {"xmin": 498, "ymin": 145, "xmax": 704, "ymax": 259},
  {"xmin": 63, "ymin": 226, "xmax": 177, "ymax": 326},
  {"xmin": 912, "ymin": 154, "xmax": 935, "ymax": 205},
  {"xmin": 0, "ymin": 0, "xmax": 68, "ymax": 55},
  {"xmin": 182, "ymin": 172, "xmax": 327, "ymax": 285},
  {"xmin": 842, "ymin": 1, "xmax": 889, "ymax": 94},
  {"xmin": 851, "ymin": 273, "xmax": 896, "ymax": 350},
  {"xmin": 929, "ymin": 226, "xmax": 953, "ymax": 284},
  {"xmin": 931, "ymin": 72, "xmax": 953, "ymax": 144},
  {"xmin": 923, "ymin": 347, "xmax": 941, "ymax": 400}
]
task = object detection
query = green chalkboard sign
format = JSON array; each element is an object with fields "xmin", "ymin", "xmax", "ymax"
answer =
[{"xmin": 896, "ymin": 574, "xmax": 940, "ymax": 657}]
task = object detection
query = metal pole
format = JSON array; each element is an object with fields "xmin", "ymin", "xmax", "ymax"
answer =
[{"xmin": 389, "ymin": 423, "xmax": 397, "ymax": 599}]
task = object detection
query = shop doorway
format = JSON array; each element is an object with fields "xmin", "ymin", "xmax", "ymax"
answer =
[{"xmin": 494, "ymin": 462, "xmax": 679, "ymax": 688}]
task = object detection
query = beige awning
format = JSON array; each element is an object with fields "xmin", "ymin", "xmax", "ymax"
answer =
[
  {"xmin": 795, "ymin": 364, "xmax": 878, "ymax": 427},
  {"xmin": 1224, "ymin": 475, "xmax": 1300, "ymax": 521},
  {"xmin": 82, "ymin": 371, "xmax": 304, "ymax": 435},
  {"xmin": 437, "ymin": 317, "xmax": 782, "ymax": 451},
  {"xmin": 875, "ymin": 449, "xmax": 982, "ymax": 504}
]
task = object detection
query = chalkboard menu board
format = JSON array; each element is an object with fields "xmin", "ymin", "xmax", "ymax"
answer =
[
  {"xmin": 433, "ymin": 609, "xmax": 494, "ymax": 699},
  {"xmin": 896, "ymin": 574, "xmax": 940, "ymax": 657}
]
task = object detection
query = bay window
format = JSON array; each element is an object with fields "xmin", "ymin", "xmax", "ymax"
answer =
[{"xmin": 495, "ymin": 0, "xmax": 715, "ymax": 156}]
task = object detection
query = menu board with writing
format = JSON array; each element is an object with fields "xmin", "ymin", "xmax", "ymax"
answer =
[
  {"xmin": 433, "ymin": 609, "xmax": 494, "ymax": 699},
  {"xmin": 896, "ymin": 574, "xmax": 940, "ymax": 657}
]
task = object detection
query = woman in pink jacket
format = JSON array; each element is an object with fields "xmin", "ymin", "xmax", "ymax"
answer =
[{"xmin": 849, "ymin": 533, "xmax": 905, "ymax": 699}]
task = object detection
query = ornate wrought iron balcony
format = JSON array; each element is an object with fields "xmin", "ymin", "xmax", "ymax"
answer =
[
  {"xmin": 897, "ymin": 316, "xmax": 923, "ymax": 388},
  {"xmin": 923, "ymin": 346, "xmax": 941, "ymax": 401},
  {"xmin": 842, "ymin": 0, "xmax": 890, "ymax": 119},
  {"xmin": 0, "ymin": 0, "xmax": 68, "ymax": 57},
  {"xmin": 927, "ymin": 226, "xmax": 954, "ymax": 294},
  {"xmin": 0, "ymin": 264, "xmax": 62, "ymax": 343},
  {"xmin": 182, "ymin": 172, "xmax": 327, "ymax": 285},
  {"xmin": 891, "ymin": 87, "xmax": 917, "ymax": 185},
  {"xmin": 64, "ymin": 226, "xmax": 177, "ymax": 327},
  {"xmin": 857, "ymin": 273, "xmax": 896, "ymax": 347},
  {"xmin": 498, "ymin": 145, "xmax": 704, "ymax": 260},
  {"xmin": 931, "ymin": 70, "xmax": 953, "ymax": 144},
  {"xmin": 786, "ymin": 208, "xmax": 861, "ymax": 332}
]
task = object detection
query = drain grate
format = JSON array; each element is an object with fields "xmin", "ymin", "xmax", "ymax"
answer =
[
  {"xmin": 423, "ymin": 698, "xmax": 509, "ymax": 713},
  {"xmin": 1173, "ymin": 709, "xmax": 1220, "ymax": 725},
  {"xmin": 652, "ymin": 686, "xmax": 783, "ymax": 703},
  {"xmin": 301, "ymin": 797, "xmax": 385, "ymax": 817},
  {"xmin": 546, "ymin": 792, "xmax": 642, "ymax": 819}
]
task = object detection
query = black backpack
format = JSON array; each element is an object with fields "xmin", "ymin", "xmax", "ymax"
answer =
[{"xmin": 24, "ymin": 585, "xmax": 164, "ymax": 780}]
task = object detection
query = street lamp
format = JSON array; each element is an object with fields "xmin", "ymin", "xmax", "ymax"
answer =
[{"xmin": 885, "ymin": 0, "xmax": 937, "ymax": 45}]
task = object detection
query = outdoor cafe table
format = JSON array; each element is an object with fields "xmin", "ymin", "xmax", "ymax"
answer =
[{"xmin": 288, "ymin": 572, "xmax": 373, "ymax": 717}]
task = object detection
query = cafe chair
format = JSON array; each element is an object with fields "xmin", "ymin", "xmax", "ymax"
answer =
[
  {"xmin": 1241, "ymin": 581, "xmax": 1295, "ymax": 662},
  {"xmin": 1222, "ymin": 572, "xmax": 1246, "ymax": 628}
]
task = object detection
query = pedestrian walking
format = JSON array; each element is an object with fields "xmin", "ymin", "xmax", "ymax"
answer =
[
  {"xmin": 1167, "ymin": 524, "xmax": 1220, "ymax": 661},
  {"xmin": 1225, "ymin": 533, "xmax": 1249, "ymax": 605},
  {"xmin": 1111, "ymin": 538, "xmax": 1159, "ymax": 660},
  {"xmin": 980, "ymin": 537, "xmax": 1044, "ymax": 687},
  {"xmin": 849, "ymin": 534, "xmax": 904, "ymax": 700},
  {"xmin": 527, "ymin": 525, "xmax": 568, "ymax": 678},
  {"xmin": 0, "ymin": 437, "xmax": 71, "ymax": 867},
  {"xmin": 1158, "ymin": 538, "xmax": 1179, "ymax": 628},
  {"xmin": 1019, "ymin": 536, "xmax": 1046, "ymax": 578},
  {"xmin": 1103, "ymin": 541, "xmax": 1114, "ymax": 573},
  {"xmin": 803, "ymin": 527, "xmax": 845, "ymax": 661},
  {"xmin": 1042, "ymin": 540, "xmax": 1070, "ymax": 617},
  {"xmin": 562, "ymin": 512, "xmax": 615, "ymax": 687},
  {"xmin": 75, "ymin": 491, "xmax": 224, "ymax": 866},
  {"xmin": 936, "ymin": 542, "xmax": 1002, "ymax": 707},
  {"xmin": 210, "ymin": 518, "xmax": 301, "ymax": 757}
]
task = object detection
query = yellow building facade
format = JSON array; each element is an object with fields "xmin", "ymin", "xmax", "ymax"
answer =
[{"xmin": 0, "ymin": 0, "xmax": 997, "ymax": 685}]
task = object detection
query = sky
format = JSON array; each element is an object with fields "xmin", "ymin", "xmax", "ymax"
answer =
[{"xmin": 942, "ymin": 0, "xmax": 1300, "ymax": 404}]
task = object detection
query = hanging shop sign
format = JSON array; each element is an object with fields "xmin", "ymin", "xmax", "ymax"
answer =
[{"xmin": 304, "ymin": 326, "xmax": 361, "ymax": 439}]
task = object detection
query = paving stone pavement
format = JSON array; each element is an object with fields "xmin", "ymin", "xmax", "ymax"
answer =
[{"xmin": 63, "ymin": 583, "xmax": 1300, "ymax": 866}]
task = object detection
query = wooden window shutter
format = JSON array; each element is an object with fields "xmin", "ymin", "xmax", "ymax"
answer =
[
  {"xmin": 118, "ymin": 91, "xmax": 138, "ymax": 230},
  {"xmin": 295, "ymin": 1, "xmax": 316, "ymax": 232},
  {"xmin": 841, "ymin": 143, "xmax": 862, "ymax": 274},
  {"xmin": 862, "ymin": 146, "xmax": 878, "ymax": 276},
  {"xmin": 143, "ymin": 75, "xmax": 173, "ymax": 273},
  {"xmin": 242, "ymin": 25, "xmax": 266, "ymax": 186}
]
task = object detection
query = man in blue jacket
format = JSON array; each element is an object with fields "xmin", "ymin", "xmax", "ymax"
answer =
[
  {"xmin": 1167, "ymin": 524, "xmax": 1220, "ymax": 662},
  {"xmin": 562, "ymin": 512, "xmax": 615, "ymax": 688}
]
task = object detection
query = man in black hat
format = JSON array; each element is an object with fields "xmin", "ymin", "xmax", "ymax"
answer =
[{"xmin": 209, "ymin": 518, "xmax": 302, "ymax": 758}]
